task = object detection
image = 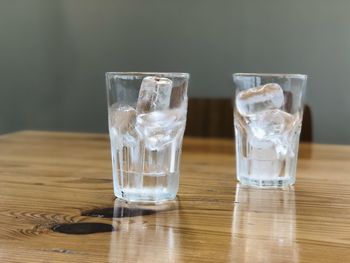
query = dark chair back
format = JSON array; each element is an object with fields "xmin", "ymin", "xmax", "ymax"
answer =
[{"xmin": 185, "ymin": 98, "xmax": 313, "ymax": 142}]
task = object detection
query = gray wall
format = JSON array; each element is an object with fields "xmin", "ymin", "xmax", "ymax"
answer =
[{"xmin": 1, "ymin": 0, "xmax": 350, "ymax": 144}]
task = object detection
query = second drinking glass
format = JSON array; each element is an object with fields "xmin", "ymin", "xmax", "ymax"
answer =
[{"xmin": 233, "ymin": 73, "xmax": 307, "ymax": 187}]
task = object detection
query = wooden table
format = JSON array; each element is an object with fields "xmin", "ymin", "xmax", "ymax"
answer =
[{"xmin": 0, "ymin": 131, "xmax": 349, "ymax": 262}]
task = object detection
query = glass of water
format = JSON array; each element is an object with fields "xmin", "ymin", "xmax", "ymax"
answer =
[
  {"xmin": 106, "ymin": 72, "xmax": 189, "ymax": 202},
  {"xmin": 233, "ymin": 73, "xmax": 307, "ymax": 187}
]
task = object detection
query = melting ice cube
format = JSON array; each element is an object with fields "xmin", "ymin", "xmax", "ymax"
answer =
[
  {"xmin": 136, "ymin": 109, "xmax": 185, "ymax": 150},
  {"xmin": 236, "ymin": 83, "xmax": 284, "ymax": 116},
  {"xmin": 249, "ymin": 109, "xmax": 298, "ymax": 158},
  {"xmin": 109, "ymin": 104, "xmax": 138, "ymax": 147},
  {"xmin": 134, "ymin": 76, "xmax": 180, "ymax": 150},
  {"xmin": 248, "ymin": 137, "xmax": 283, "ymax": 177},
  {"xmin": 109, "ymin": 105, "xmax": 136, "ymax": 133},
  {"xmin": 136, "ymin": 76, "xmax": 173, "ymax": 114},
  {"xmin": 249, "ymin": 109, "xmax": 295, "ymax": 139},
  {"xmin": 248, "ymin": 137, "xmax": 278, "ymax": 160}
]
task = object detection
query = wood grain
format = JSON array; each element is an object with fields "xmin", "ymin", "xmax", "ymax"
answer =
[{"xmin": 0, "ymin": 131, "xmax": 349, "ymax": 262}]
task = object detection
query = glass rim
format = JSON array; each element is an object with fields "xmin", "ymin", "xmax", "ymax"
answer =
[
  {"xmin": 106, "ymin": 72, "xmax": 190, "ymax": 79},
  {"xmin": 233, "ymin": 73, "xmax": 307, "ymax": 79}
]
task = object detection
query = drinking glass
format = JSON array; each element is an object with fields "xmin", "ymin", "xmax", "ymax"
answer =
[
  {"xmin": 233, "ymin": 73, "xmax": 307, "ymax": 187},
  {"xmin": 106, "ymin": 72, "xmax": 189, "ymax": 202}
]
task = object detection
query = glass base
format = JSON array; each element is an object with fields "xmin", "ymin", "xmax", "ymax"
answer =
[
  {"xmin": 238, "ymin": 175, "xmax": 295, "ymax": 188},
  {"xmin": 115, "ymin": 189, "xmax": 177, "ymax": 203}
]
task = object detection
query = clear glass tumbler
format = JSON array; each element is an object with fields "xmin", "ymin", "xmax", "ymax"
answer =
[
  {"xmin": 106, "ymin": 72, "xmax": 189, "ymax": 202},
  {"xmin": 233, "ymin": 73, "xmax": 307, "ymax": 187}
]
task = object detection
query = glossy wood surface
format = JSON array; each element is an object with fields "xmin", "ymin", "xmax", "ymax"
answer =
[{"xmin": 0, "ymin": 131, "xmax": 349, "ymax": 262}]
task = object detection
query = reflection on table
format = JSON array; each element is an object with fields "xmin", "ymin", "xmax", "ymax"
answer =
[
  {"xmin": 231, "ymin": 184, "xmax": 298, "ymax": 263},
  {"xmin": 108, "ymin": 199, "xmax": 179, "ymax": 263}
]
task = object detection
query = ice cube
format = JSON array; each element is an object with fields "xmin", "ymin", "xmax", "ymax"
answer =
[
  {"xmin": 109, "ymin": 105, "xmax": 137, "ymax": 133},
  {"xmin": 135, "ymin": 109, "xmax": 186, "ymax": 150},
  {"xmin": 249, "ymin": 109, "xmax": 295, "ymax": 139},
  {"xmin": 236, "ymin": 83, "xmax": 284, "ymax": 116},
  {"xmin": 136, "ymin": 76, "xmax": 173, "ymax": 114},
  {"xmin": 109, "ymin": 105, "xmax": 139, "ymax": 147},
  {"xmin": 249, "ymin": 109, "xmax": 297, "ymax": 158},
  {"xmin": 248, "ymin": 137, "xmax": 277, "ymax": 160}
]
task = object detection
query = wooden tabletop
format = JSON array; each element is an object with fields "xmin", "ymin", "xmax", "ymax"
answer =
[{"xmin": 0, "ymin": 131, "xmax": 349, "ymax": 263}]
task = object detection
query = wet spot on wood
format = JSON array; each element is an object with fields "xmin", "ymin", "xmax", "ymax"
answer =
[
  {"xmin": 81, "ymin": 207, "xmax": 156, "ymax": 218},
  {"xmin": 52, "ymin": 223, "xmax": 114, "ymax": 235}
]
